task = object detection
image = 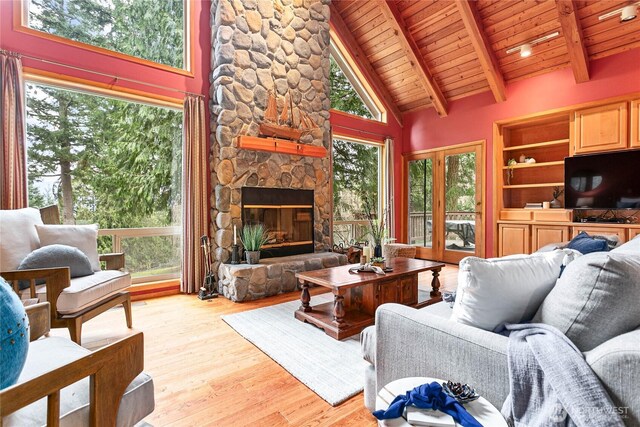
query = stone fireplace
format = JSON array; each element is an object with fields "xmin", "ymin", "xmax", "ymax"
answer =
[{"xmin": 210, "ymin": 0, "xmax": 338, "ymax": 301}]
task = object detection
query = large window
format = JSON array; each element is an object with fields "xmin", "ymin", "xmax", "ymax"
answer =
[
  {"xmin": 26, "ymin": 81, "xmax": 183, "ymax": 282},
  {"xmin": 330, "ymin": 32, "xmax": 386, "ymax": 122},
  {"xmin": 332, "ymin": 137, "xmax": 382, "ymax": 246},
  {"xmin": 24, "ymin": 0, "xmax": 187, "ymax": 70}
]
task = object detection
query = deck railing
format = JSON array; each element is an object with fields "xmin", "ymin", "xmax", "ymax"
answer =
[
  {"xmin": 98, "ymin": 226, "xmax": 181, "ymax": 284},
  {"xmin": 408, "ymin": 211, "xmax": 475, "ymax": 245}
]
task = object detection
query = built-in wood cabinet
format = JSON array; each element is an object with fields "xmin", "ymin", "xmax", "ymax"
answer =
[
  {"xmin": 498, "ymin": 224, "xmax": 530, "ymax": 256},
  {"xmin": 631, "ymin": 98, "xmax": 640, "ymax": 148},
  {"xmin": 498, "ymin": 222, "xmax": 639, "ymax": 255},
  {"xmin": 572, "ymin": 101, "xmax": 628, "ymax": 155},
  {"xmin": 532, "ymin": 225, "xmax": 570, "ymax": 252},
  {"xmin": 495, "ymin": 94, "xmax": 640, "ymax": 257}
]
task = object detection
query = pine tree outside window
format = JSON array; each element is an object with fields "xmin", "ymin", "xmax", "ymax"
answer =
[
  {"xmin": 25, "ymin": 81, "xmax": 183, "ymax": 283},
  {"xmin": 22, "ymin": 0, "xmax": 188, "ymax": 71}
]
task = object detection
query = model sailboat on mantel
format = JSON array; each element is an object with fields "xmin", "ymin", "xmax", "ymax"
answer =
[{"xmin": 260, "ymin": 90, "xmax": 319, "ymax": 142}]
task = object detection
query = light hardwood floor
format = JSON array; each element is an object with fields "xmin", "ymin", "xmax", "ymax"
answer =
[{"xmin": 52, "ymin": 264, "xmax": 459, "ymax": 426}]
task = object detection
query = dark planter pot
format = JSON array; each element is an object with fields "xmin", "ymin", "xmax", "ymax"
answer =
[
  {"xmin": 374, "ymin": 244, "xmax": 383, "ymax": 258},
  {"xmin": 245, "ymin": 250, "xmax": 261, "ymax": 264}
]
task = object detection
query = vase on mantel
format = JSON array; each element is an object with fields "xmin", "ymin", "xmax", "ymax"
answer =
[{"xmin": 374, "ymin": 244, "xmax": 383, "ymax": 258}]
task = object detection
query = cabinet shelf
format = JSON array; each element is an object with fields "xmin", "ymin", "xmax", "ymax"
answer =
[
  {"xmin": 504, "ymin": 182, "xmax": 564, "ymax": 189},
  {"xmin": 503, "ymin": 139, "xmax": 570, "ymax": 152},
  {"xmin": 502, "ymin": 160, "xmax": 564, "ymax": 170}
]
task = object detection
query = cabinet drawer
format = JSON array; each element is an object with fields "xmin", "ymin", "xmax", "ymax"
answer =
[
  {"xmin": 571, "ymin": 226, "xmax": 627, "ymax": 244},
  {"xmin": 532, "ymin": 209, "xmax": 572, "ymax": 222},
  {"xmin": 628, "ymin": 228, "xmax": 640, "ymax": 240},
  {"xmin": 500, "ymin": 210, "xmax": 533, "ymax": 221}
]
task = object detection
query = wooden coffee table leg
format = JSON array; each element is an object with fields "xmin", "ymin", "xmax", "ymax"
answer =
[
  {"xmin": 430, "ymin": 268, "xmax": 442, "ymax": 298},
  {"xmin": 333, "ymin": 293, "xmax": 345, "ymax": 326},
  {"xmin": 300, "ymin": 280, "xmax": 312, "ymax": 312}
]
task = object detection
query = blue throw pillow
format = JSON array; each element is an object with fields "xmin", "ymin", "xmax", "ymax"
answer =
[
  {"xmin": 17, "ymin": 244, "xmax": 94, "ymax": 290},
  {"xmin": 0, "ymin": 277, "xmax": 29, "ymax": 389},
  {"xmin": 567, "ymin": 231, "xmax": 609, "ymax": 255}
]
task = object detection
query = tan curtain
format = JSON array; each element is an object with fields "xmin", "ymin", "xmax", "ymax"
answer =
[
  {"xmin": 181, "ymin": 96, "xmax": 208, "ymax": 293},
  {"xmin": 385, "ymin": 137, "xmax": 395, "ymax": 240},
  {"xmin": 0, "ymin": 51, "xmax": 27, "ymax": 209}
]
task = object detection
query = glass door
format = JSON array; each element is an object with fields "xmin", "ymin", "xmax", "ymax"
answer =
[
  {"xmin": 405, "ymin": 142, "xmax": 484, "ymax": 263},
  {"xmin": 442, "ymin": 145, "xmax": 483, "ymax": 263},
  {"xmin": 407, "ymin": 155, "xmax": 435, "ymax": 260}
]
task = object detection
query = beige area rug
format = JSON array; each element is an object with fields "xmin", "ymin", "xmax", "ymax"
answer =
[{"xmin": 221, "ymin": 293, "xmax": 367, "ymax": 406}]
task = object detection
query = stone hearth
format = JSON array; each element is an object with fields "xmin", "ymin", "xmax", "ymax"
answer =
[
  {"xmin": 209, "ymin": 0, "xmax": 333, "ymax": 301},
  {"xmin": 219, "ymin": 252, "xmax": 346, "ymax": 302}
]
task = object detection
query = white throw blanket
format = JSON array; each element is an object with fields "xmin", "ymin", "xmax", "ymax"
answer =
[{"xmin": 501, "ymin": 323, "xmax": 625, "ymax": 427}]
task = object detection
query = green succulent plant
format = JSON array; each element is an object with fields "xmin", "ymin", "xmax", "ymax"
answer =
[{"xmin": 241, "ymin": 224, "xmax": 269, "ymax": 251}]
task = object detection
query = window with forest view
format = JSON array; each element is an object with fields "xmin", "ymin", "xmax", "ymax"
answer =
[
  {"xmin": 332, "ymin": 137, "xmax": 381, "ymax": 246},
  {"xmin": 25, "ymin": 0, "xmax": 186, "ymax": 69},
  {"xmin": 26, "ymin": 82, "xmax": 183, "ymax": 282},
  {"xmin": 329, "ymin": 55, "xmax": 374, "ymax": 120}
]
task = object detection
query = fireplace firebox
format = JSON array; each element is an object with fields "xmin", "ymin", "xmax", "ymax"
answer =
[{"xmin": 241, "ymin": 187, "xmax": 314, "ymax": 258}]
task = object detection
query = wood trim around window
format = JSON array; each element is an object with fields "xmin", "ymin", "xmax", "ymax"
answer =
[
  {"xmin": 14, "ymin": 0, "xmax": 195, "ymax": 77},
  {"xmin": 24, "ymin": 68, "xmax": 183, "ymax": 109}
]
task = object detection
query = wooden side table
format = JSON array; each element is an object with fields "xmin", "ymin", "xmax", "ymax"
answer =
[{"xmin": 376, "ymin": 377, "xmax": 508, "ymax": 427}]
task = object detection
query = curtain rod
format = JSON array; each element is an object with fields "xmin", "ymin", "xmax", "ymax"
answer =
[{"xmin": 1, "ymin": 49, "xmax": 204, "ymax": 99}]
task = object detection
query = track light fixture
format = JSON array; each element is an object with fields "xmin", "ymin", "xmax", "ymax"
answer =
[
  {"xmin": 599, "ymin": 2, "xmax": 639, "ymax": 22},
  {"xmin": 505, "ymin": 32, "xmax": 560, "ymax": 57}
]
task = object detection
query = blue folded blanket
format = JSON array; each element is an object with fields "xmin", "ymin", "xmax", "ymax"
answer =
[{"xmin": 373, "ymin": 381, "xmax": 483, "ymax": 427}]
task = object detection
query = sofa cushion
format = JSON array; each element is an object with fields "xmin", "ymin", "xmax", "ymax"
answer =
[
  {"xmin": 2, "ymin": 336, "xmax": 154, "ymax": 427},
  {"xmin": 451, "ymin": 250, "xmax": 577, "ymax": 331},
  {"xmin": 36, "ymin": 224, "xmax": 101, "ymax": 272},
  {"xmin": 37, "ymin": 270, "xmax": 130, "ymax": 314},
  {"xmin": 533, "ymin": 252, "xmax": 640, "ymax": 352},
  {"xmin": 18, "ymin": 245, "xmax": 94, "ymax": 289},
  {"xmin": 611, "ymin": 234, "xmax": 640, "ymax": 254},
  {"xmin": 0, "ymin": 208, "xmax": 43, "ymax": 271},
  {"xmin": 361, "ymin": 302, "xmax": 453, "ymax": 366},
  {"xmin": 567, "ymin": 231, "xmax": 609, "ymax": 254}
]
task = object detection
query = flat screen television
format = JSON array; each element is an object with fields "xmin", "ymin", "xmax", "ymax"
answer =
[{"xmin": 564, "ymin": 150, "xmax": 640, "ymax": 210}]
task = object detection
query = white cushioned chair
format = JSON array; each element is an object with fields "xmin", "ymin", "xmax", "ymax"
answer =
[
  {"xmin": 1, "ymin": 302, "xmax": 154, "ymax": 426},
  {"xmin": 0, "ymin": 207, "xmax": 132, "ymax": 344}
]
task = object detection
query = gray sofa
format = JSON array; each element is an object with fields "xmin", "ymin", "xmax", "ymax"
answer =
[{"xmin": 361, "ymin": 241, "xmax": 640, "ymax": 426}]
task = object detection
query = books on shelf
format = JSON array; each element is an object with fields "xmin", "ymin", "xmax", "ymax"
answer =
[
  {"xmin": 406, "ymin": 407, "xmax": 455, "ymax": 426},
  {"xmin": 524, "ymin": 203, "xmax": 543, "ymax": 209}
]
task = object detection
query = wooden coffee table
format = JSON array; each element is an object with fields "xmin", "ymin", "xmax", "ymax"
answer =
[{"xmin": 294, "ymin": 257, "xmax": 445, "ymax": 340}]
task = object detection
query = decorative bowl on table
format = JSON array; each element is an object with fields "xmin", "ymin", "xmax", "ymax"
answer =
[{"xmin": 442, "ymin": 381, "xmax": 480, "ymax": 404}]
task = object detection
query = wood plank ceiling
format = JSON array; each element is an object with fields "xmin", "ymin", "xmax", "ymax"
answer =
[{"xmin": 332, "ymin": 0, "xmax": 640, "ymax": 117}]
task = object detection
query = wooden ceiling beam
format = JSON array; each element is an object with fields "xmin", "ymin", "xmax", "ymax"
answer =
[
  {"xmin": 455, "ymin": 0, "xmax": 507, "ymax": 102},
  {"xmin": 373, "ymin": 0, "xmax": 448, "ymax": 117},
  {"xmin": 329, "ymin": 3, "xmax": 404, "ymax": 126},
  {"xmin": 555, "ymin": 0, "xmax": 590, "ymax": 83}
]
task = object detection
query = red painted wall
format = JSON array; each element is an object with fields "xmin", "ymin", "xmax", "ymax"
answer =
[{"xmin": 403, "ymin": 47, "xmax": 640, "ymax": 256}]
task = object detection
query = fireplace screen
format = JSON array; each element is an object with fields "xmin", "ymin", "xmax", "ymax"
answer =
[{"xmin": 242, "ymin": 187, "xmax": 314, "ymax": 258}]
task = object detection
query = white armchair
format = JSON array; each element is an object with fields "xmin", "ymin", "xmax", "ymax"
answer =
[{"xmin": 0, "ymin": 207, "xmax": 132, "ymax": 344}]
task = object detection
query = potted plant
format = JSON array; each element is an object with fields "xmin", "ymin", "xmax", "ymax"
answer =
[
  {"xmin": 240, "ymin": 224, "xmax": 269, "ymax": 264},
  {"xmin": 371, "ymin": 257, "xmax": 385, "ymax": 269},
  {"xmin": 363, "ymin": 196, "xmax": 387, "ymax": 258}
]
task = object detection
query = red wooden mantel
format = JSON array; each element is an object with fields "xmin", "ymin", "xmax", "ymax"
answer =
[{"xmin": 237, "ymin": 135, "xmax": 328, "ymax": 158}]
